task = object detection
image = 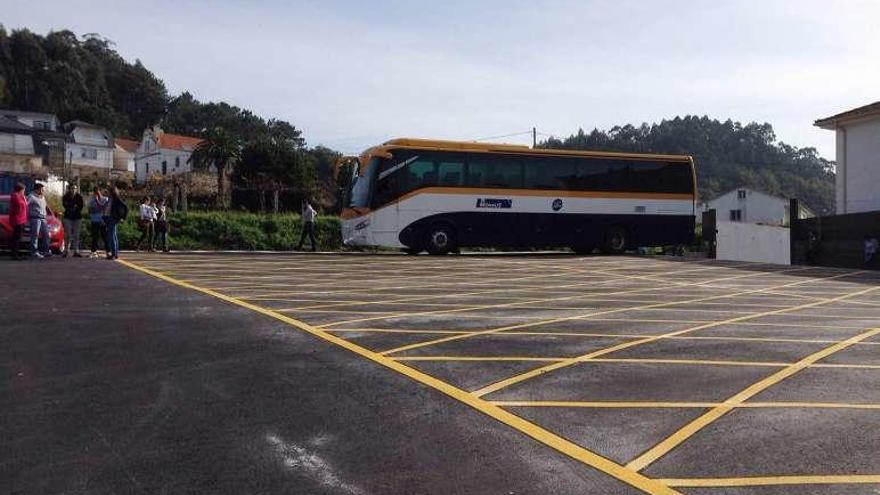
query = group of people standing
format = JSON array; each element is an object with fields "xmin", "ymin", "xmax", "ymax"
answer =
[
  {"xmin": 58, "ymin": 184, "xmax": 129, "ymax": 259},
  {"xmin": 135, "ymin": 196, "xmax": 169, "ymax": 252},
  {"xmin": 7, "ymin": 182, "xmax": 130, "ymax": 260}
]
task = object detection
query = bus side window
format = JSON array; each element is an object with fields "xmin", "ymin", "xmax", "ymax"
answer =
[
  {"xmin": 438, "ymin": 161, "xmax": 464, "ymax": 186},
  {"xmin": 407, "ymin": 159, "xmax": 437, "ymax": 191},
  {"xmin": 469, "ymin": 154, "xmax": 523, "ymax": 188}
]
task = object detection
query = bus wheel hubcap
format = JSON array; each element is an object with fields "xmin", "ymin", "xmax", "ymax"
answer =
[{"xmin": 432, "ymin": 232, "xmax": 448, "ymax": 248}]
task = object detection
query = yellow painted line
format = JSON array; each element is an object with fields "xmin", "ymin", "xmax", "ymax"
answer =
[
  {"xmin": 394, "ymin": 356, "xmax": 564, "ymax": 362},
  {"xmin": 328, "ymin": 328, "xmax": 470, "ymax": 335},
  {"xmin": 492, "ymin": 401, "xmax": 719, "ymax": 409},
  {"xmin": 321, "ymin": 266, "xmax": 809, "ymax": 329},
  {"xmin": 626, "ymin": 325, "xmax": 880, "ymax": 472},
  {"xmin": 490, "ymin": 401, "xmax": 880, "ymax": 410},
  {"xmin": 116, "ymin": 259, "xmax": 681, "ymax": 495},
  {"xmin": 392, "ymin": 355, "xmax": 880, "ymax": 370},
  {"xmin": 659, "ymin": 475, "xmax": 880, "ymax": 487},
  {"xmin": 377, "ymin": 268, "xmax": 817, "ymax": 356},
  {"xmin": 471, "ymin": 273, "xmax": 873, "ymax": 398}
]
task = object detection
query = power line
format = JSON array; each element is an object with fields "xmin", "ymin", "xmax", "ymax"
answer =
[{"xmin": 471, "ymin": 130, "xmax": 534, "ymax": 142}]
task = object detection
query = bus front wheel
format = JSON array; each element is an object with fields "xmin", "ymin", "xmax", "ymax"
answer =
[
  {"xmin": 602, "ymin": 227, "xmax": 628, "ymax": 254},
  {"xmin": 426, "ymin": 224, "xmax": 456, "ymax": 255}
]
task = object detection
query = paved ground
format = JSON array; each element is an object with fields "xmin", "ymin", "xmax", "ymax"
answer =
[{"xmin": 3, "ymin": 253, "xmax": 880, "ymax": 494}]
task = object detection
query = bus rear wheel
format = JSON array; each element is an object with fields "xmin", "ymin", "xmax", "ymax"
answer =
[
  {"xmin": 602, "ymin": 227, "xmax": 628, "ymax": 254},
  {"xmin": 426, "ymin": 224, "xmax": 456, "ymax": 255}
]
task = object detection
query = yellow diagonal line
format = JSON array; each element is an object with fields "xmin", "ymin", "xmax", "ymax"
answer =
[
  {"xmin": 471, "ymin": 272, "xmax": 872, "ymax": 397},
  {"xmin": 626, "ymin": 325, "xmax": 880, "ymax": 472},
  {"xmin": 378, "ymin": 267, "xmax": 815, "ymax": 356},
  {"xmin": 658, "ymin": 474, "xmax": 880, "ymax": 487},
  {"xmin": 117, "ymin": 259, "xmax": 681, "ymax": 495}
]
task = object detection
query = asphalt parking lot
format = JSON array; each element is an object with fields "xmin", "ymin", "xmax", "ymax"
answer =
[{"xmin": 4, "ymin": 253, "xmax": 880, "ymax": 494}]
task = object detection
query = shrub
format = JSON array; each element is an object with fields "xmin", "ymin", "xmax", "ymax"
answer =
[{"xmin": 75, "ymin": 211, "xmax": 341, "ymax": 251}]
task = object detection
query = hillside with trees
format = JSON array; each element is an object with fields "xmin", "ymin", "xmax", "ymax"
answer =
[{"xmin": 541, "ymin": 117, "xmax": 836, "ymax": 214}]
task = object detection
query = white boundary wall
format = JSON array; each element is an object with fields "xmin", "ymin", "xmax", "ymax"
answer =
[{"xmin": 715, "ymin": 221, "xmax": 790, "ymax": 265}]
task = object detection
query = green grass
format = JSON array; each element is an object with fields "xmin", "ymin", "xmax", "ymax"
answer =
[{"xmin": 77, "ymin": 211, "xmax": 341, "ymax": 251}]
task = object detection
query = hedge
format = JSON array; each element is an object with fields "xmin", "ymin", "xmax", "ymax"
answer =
[{"xmin": 75, "ymin": 211, "xmax": 342, "ymax": 251}]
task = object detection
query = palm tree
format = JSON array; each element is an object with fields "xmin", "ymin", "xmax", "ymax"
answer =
[{"xmin": 188, "ymin": 127, "xmax": 242, "ymax": 208}]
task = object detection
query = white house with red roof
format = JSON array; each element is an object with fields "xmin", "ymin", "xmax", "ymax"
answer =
[{"xmin": 134, "ymin": 125, "xmax": 205, "ymax": 183}]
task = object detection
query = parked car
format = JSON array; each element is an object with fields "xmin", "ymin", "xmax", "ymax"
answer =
[{"xmin": 0, "ymin": 194, "xmax": 66, "ymax": 254}]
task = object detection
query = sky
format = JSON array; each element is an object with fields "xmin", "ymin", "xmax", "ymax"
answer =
[{"xmin": 3, "ymin": 0, "xmax": 879, "ymax": 158}]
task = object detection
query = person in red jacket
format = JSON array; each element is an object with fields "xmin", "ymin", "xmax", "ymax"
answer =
[{"xmin": 8, "ymin": 182, "xmax": 28, "ymax": 260}]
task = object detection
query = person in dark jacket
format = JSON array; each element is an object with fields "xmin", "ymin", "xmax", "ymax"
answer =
[
  {"xmin": 88, "ymin": 187, "xmax": 110, "ymax": 258},
  {"xmin": 61, "ymin": 184, "xmax": 84, "ymax": 257},
  {"xmin": 105, "ymin": 187, "xmax": 128, "ymax": 260},
  {"xmin": 154, "ymin": 198, "xmax": 170, "ymax": 253},
  {"xmin": 7, "ymin": 182, "xmax": 28, "ymax": 260}
]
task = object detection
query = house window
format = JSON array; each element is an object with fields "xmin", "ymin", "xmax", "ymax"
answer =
[
  {"xmin": 175, "ymin": 156, "xmax": 180, "ymax": 170},
  {"xmin": 80, "ymin": 148, "xmax": 98, "ymax": 160},
  {"xmin": 33, "ymin": 120, "xmax": 51, "ymax": 130},
  {"xmin": 146, "ymin": 163, "xmax": 150, "ymax": 175},
  {"xmin": 162, "ymin": 161, "xmax": 167, "ymax": 175},
  {"xmin": 737, "ymin": 189, "xmax": 747, "ymax": 199},
  {"xmin": 730, "ymin": 209, "xmax": 743, "ymax": 221}
]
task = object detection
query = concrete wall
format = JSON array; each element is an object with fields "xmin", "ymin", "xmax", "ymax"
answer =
[
  {"xmin": 707, "ymin": 188, "xmax": 789, "ymax": 226},
  {"xmin": 836, "ymin": 118, "xmax": 880, "ymax": 214},
  {"xmin": 716, "ymin": 220, "xmax": 790, "ymax": 265}
]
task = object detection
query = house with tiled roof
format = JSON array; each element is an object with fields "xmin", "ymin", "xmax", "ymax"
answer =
[
  {"xmin": 114, "ymin": 137, "xmax": 138, "ymax": 173},
  {"xmin": 135, "ymin": 125, "xmax": 206, "ymax": 183},
  {"xmin": 65, "ymin": 120, "xmax": 115, "ymax": 177},
  {"xmin": 815, "ymin": 101, "xmax": 880, "ymax": 214}
]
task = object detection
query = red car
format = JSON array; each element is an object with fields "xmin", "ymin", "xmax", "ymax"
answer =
[{"xmin": 0, "ymin": 194, "xmax": 66, "ymax": 254}]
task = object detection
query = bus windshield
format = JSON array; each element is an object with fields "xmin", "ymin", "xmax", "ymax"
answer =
[{"xmin": 348, "ymin": 157, "xmax": 381, "ymax": 208}]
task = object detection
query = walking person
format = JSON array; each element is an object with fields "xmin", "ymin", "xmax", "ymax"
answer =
[
  {"xmin": 105, "ymin": 187, "xmax": 128, "ymax": 260},
  {"xmin": 154, "ymin": 198, "xmax": 170, "ymax": 253},
  {"xmin": 135, "ymin": 196, "xmax": 157, "ymax": 252},
  {"xmin": 27, "ymin": 183, "xmax": 50, "ymax": 259},
  {"xmin": 296, "ymin": 199, "xmax": 318, "ymax": 252},
  {"xmin": 88, "ymin": 187, "xmax": 110, "ymax": 258},
  {"xmin": 61, "ymin": 184, "xmax": 84, "ymax": 258},
  {"xmin": 7, "ymin": 182, "xmax": 28, "ymax": 260}
]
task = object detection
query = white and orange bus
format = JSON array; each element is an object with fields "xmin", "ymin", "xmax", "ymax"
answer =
[{"xmin": 338, "ymin": 138, "xmax": 697, "ymax": 255}]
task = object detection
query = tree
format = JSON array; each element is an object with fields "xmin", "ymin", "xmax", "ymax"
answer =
[
  {"xmin": 541, "ymin": 116, "xmax": 836, "ymax": 214},
  {"xmin": 189, "ymin": 127, "xmax": 242, "ymax": 208},
  {"xmin": 235, "ymin": 138, "xmax": 316, "ymax": 213}
]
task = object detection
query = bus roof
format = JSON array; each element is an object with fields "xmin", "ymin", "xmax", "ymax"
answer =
[{"xmin": 381, "ymin": 137, "xmax": 693, "ymax": 162}]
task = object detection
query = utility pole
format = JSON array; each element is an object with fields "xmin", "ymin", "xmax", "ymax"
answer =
[{"xmin": 532, "ymin": 127, "xmax": 537, "ymax": 148}]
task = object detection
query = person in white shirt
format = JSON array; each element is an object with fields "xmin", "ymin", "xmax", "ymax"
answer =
[
  {"xmin": 135, "ymin": 196, "xmax": 159, "ymax": 252},
  {"xmin": 296, "ymin": 199, "xmax": 318, "ymax": 251}
]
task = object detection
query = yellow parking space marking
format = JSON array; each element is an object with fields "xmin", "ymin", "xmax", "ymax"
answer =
[
  {"xmin": 118, "ymin": 259, "xmax": 682, "ymax": 495},
  {"xmin": 658, "ymin": 475, "xmax": 880, "ymax": 487},
  {"xmin": 395, "ymin": 356, "xmax": 564, "ymax": 362},
  {"xmin": 490, "ymin": 401, "xmax": 880, "ymax": 410},
  {"xmin": 283, "ymin": 262, "xmax": 758, "ymax": 312},
  {"xmin": 320, "ymin": 266, "xmax": 812, "ymax": 329},
  {"xmin": 344, "ymin": 327, "xmax": 880, "ymax": 347},
  {"xmin": 471, "ymin": 273, "xmax": 873, "ymax": 398},
  {"xmin": 383, "ymin": 268, "xmax": 839, "ymax": 358},
  {"xmin": 392, "ymin": 356, "xmax": 880, "ymax": 370},
  {"xmin": 328, "ymin": 328, "xmax": 470, "ymax": 335},
  {"xmin": 626, "ymin": 325, "xmax": 880, "ymax": 472}
]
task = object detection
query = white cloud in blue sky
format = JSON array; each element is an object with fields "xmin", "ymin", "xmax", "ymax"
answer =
[{"xmin": 3, "ymin": 0, "xmax": 879, "ymax": 158}]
